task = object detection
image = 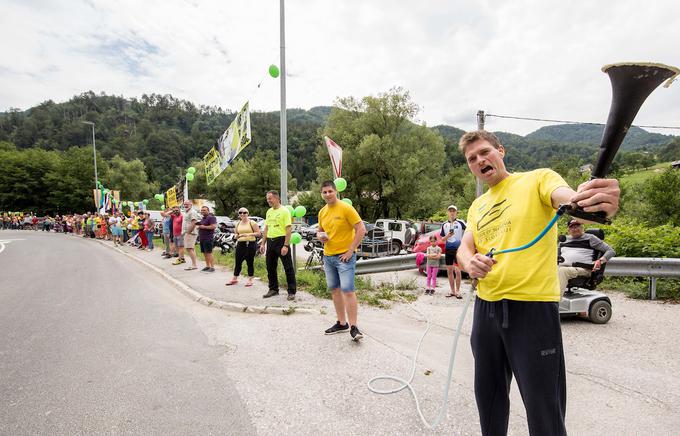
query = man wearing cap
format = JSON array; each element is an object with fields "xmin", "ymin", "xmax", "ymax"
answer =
[
  {"xmin": 440, "ymin": 205, "xmax": 466, "ymax": 298},
  {"xmin": 558, "ymin": 220, "xmax": 615, "ymax": 291}
]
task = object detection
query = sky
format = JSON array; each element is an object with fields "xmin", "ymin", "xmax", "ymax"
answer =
[{"xmin": 1, "ymin": 0, "xmax": 679, "ymax": 136}]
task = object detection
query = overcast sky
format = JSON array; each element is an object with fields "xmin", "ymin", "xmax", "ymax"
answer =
[{"xmin": 1, "ymin": 0, "xmax": 678, "ymax": 135}]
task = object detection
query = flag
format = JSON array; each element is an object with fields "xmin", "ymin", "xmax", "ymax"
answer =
[
  {"xmin": 204, "ymin": 101, "xmax": 252, "ymax": 185},
  {"xmin": 325, "ymin": 136, "xmax": 343, "ymax": 178}
]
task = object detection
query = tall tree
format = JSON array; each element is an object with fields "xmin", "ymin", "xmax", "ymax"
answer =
[{"xmin": 322, "ymin": 87, "xmax": 446, "ymax": 220}]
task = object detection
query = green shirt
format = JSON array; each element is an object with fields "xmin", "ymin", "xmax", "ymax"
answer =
[{"xmin": 265, "ymin": 206, "xmax": 291, "ymax": 238}]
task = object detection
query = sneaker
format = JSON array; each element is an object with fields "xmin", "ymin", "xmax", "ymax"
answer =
[
  {"xmin": 200, "ymin": 267, "xmax": 210, "ymax": 272},
  {"xmin": 287, "ymin": 294, "xmax": 295, "ymax": 301},
  {"xmin": 350, "ymin": 325, "xmax": 364, "ymax": 342},
  {"xmin": 208, "ymin": 267, "xmax": 215, "ymax": 272},
  {"xmin": 262, "ymin": 290, "xmax": 279, "ymax": 298},
  {"xmin": 172, "ymin": 258, "xmax": 186, "ymax": 265},
  {"xmin": 324, "ymin": 321, "xmax": 349, "ymax": 335},
  {"xmin": 173, "ymin": 253, "xmax": 179, "ymax": 257},
  {"xmin": 162, "ymin": 254, "xmax": 172, "ymax": 259}
]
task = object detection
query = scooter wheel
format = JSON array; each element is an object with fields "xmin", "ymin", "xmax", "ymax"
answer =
[{"xmin": 588, "ymin": 300, "xmax": 612, "ymax": 324}]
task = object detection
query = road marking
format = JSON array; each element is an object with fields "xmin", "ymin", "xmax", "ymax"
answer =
[{"xmin": 0, "ymin": 239, "xmax": 23, "ymax": 254}]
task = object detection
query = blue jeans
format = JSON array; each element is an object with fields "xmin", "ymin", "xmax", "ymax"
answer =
[
  {"xmin": 323, "ymin": 253, "xmax": 357, "ymax": 293},
  {"xmin": 146, "ymin": 231, "xmax": 154, "ymax": 249}
]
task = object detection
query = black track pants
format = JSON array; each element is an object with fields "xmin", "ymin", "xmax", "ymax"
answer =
[
  {"xmin": 471, "ymin": 297, "xmax": 567, "ymax": 436},
  {"xmin": 265, "ymin": 236, "xmax": 296, "ymax": 294}
]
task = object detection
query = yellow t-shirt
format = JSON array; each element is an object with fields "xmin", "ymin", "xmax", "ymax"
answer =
[
  {"xmin": 467, "ymin": 169, "xmax": 569, "ymax": 302},
  {"xmin": 318, "ymin": 201, "xmax": 362, "ymax": 256},
  {"xmin": 265, "ymin": 207, "xmax": 291, "ymax": 238},
  {"xmin": 236, "ymin": 220, "xmax": 257, "ymax": 242},
  {"xmin": 130, "ymin": 216, "xmax": 139, "ymax": 230}
]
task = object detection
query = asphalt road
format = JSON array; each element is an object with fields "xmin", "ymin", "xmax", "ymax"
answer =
[{"xmin": 0, "ymin": 231, "xmax": 255, "ymax": 435}]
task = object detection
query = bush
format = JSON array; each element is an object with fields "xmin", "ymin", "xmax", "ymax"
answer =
[{"xmin": 602, "ymin": 217, "xmax": 680, "ymax": 258}]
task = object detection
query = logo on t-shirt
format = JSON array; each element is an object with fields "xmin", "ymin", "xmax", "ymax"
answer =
[{"xmin": 477, "ymin": 199, "xmax": 511, "ymax": 231}]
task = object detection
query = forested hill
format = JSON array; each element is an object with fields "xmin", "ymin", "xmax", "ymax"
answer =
[
  {"xmin": 526, "ymin": 124, "xmax": 673, "ymax": 150},
  {"xmin": 1, "ymin": 91, "xmax": 677, "ymax": 190}
]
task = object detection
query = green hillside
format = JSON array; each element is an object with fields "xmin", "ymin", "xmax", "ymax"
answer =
[{"xmin": 526, "ymin": 124, "xmax": 673, "ymax": 151}]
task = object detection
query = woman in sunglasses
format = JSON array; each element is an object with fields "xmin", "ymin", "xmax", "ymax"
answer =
[{"xmin": 226, "ymin": 208, "xmax": 261, "ymax": 287}]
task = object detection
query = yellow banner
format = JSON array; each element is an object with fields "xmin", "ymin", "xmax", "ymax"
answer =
[
  {"xmin": 166, "ymin": 186, "xmax": 178, "ymax": 208},
  {"xmin": 204, "ymin": 147, "xmax": 222, "ymax": 186}
]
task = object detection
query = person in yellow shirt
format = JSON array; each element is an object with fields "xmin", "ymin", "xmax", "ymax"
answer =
[
  {"xmin": 317, "ymin": 180, "xmax": 367, "ymax": 342},
  {"xmin": 456, "ymin": 131, "xmax": 620, "ymax": 436},
  {"xmin": 259, "ymin": 190, "xmax": 296, "ymax": 300}
]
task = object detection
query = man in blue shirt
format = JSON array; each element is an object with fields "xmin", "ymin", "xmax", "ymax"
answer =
[
  {"xmin": 161, "ymin": 207, "xmax": 174, "ymax": 258},
  {"xmin": 440, "ymin": 205, "xmax": 466, "ymax": 298}
]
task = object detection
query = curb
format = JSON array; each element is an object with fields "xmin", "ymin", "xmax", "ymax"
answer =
[{"xmin": 92, "ymin": 238, "xmax": 320, "ymax": 316}]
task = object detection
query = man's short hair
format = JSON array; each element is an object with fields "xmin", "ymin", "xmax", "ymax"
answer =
[
  {"xmin": 320, "ymin": 180, "xmax": 336, "ymax": 191},
  {"xmin": 267, "ymin": 190, "xmax": 280, "ymax": 198},
  {"xmin": 458, "ymin": 130, "xmax": 503, "ymax": 154}
]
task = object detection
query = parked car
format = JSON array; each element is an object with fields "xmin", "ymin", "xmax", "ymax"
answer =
[
  {"xmin": 374, "ymin": 219, "xmax": 417, "ymax": 254},
  {"xmin": 412, "ymin": 221, "xmax": 445, "ymax": 242},
  {"xmin": 412, "ymin": 224, "xmax": 468, "ymax": 277}
]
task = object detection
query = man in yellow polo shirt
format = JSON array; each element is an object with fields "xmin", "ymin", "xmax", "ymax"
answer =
[
  {"xmin": 317, "ymin": 180, "xmax": 367, "ymax": 342},
  {"xmin": 259, "ymin": 190, "xmax": 297, "ymax": 300},
  {"xmin": 457, "ymin": 131, "xmax": 620, "ymax": 436}
]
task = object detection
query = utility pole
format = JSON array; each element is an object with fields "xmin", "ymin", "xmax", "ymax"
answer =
[
  {"xmin": 475, "ymin": 110, "xmax": 485, "ymax": 198},
  {"xmin": 279, "ymin": 0, "xmax": 288, "ymax": 204}
]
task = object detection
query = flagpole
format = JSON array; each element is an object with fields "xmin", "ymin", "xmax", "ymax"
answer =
[{"xmin": 279, "ymin": 0, "xmax": 288, "ymax": 204}]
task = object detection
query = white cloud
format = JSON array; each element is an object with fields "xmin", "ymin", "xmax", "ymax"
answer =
[{"xmin": 1, "ymin": 0, "xmax": 678, "ymax": 136}]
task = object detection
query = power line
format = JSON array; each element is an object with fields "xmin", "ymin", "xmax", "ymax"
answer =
[{"xmin": 485, "ymin": 113, "xmax": 680, "ymax": 130}]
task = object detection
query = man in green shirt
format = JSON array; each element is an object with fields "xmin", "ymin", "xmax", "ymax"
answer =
[{"xmin": 259, "ymin": 190, "xmax": 296, "ymax": 300}]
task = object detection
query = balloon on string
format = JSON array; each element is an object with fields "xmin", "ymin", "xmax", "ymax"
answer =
[
  {"xmin": 268, "ymin": 64, "xmax": 280, "ymax": 78},
  {"xmin": 121, "ymin": 201, "xmax": 127, "ymax": 207},
  {"xmin": 342, "ymin": 198, "xmax": 353, "ymax": 206},
  {"xmin": 294, "ymin": 205, "xmax": 306, "ymax": 218},
  {"xmin": 334, "ymin": 177, "xmax": 347, "ymax": 192},
  {"xmin": 290, "ymin": 232, "xmax": 302, "ymax": 245},
  {"xmin": 186, "ymin": 173, "xmax": 194, "ymax": 182},
  {"xmin": 286, "ymin": 205, "xmax": 295, "ymax": 216},
  {"xmin": 187, "ymin": 167, "xmax": 196, "ymax": 175},
  {"xmin": 143, "ymin": 199, "xmax": 149, "ymax": 205}
]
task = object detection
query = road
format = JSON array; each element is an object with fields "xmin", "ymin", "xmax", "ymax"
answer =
[
  {"xmin": 2, "ymin": 230, "xmax": 679, "ymax": 435},
  {"xmin": 0, "ymin": 231, "xmax": 255, "ymax": 435}
]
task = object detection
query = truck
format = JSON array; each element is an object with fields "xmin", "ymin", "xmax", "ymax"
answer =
[{"xmin": 374, "ymin": 219, "xmax": 418, "ymax": 255}]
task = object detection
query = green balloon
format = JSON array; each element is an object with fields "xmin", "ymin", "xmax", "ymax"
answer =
[
  {"xmin": 290, "ymin": 232, "xmax": 302, "ymax": 245},
  {"xmin": 121, "ymin": 201, "xmax": 127, "ymax": 207},
  {"xmin": 269, "ymin": 64, "xmax": 280, "ymax": 78},
  {"xmin": 294, "ymin": 205, "xmax": 306, "ymax": 217},
  {"xmin": 342, "ymin": 198, "xmax": 353, "ymax": 206},
  {"xmin": 286, "ymin": 205, "xmax": 295, "ymax": 215},
  {"xmin": 186, "ymin": 173, "xmax": 194, "ymax": 182},
  {"xmin": 143, "ymin": 199, "xmax": 149, "ymax": 205},
  {"xmin": 334, "ymin": 177, "xmax": 347, "ymax": 192},
  {"xmin": 187, "ymin": 167, "xmax": 196, "ymax": 175}
]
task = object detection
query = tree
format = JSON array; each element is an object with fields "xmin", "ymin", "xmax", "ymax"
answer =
[
  {"xmin": 44, "ymin": 147, "xmax": 108, "ymax": 213},
  {"xmin": 105, "ymin": 155, "xmax": 159, "ymax": 201},
  {"xmin": 642, "ymin": 169, "xmax": 680, "ymax": 226},
  {"xmin": 322, "ymin": 87, "xmax": 446, "ymax": 220}
]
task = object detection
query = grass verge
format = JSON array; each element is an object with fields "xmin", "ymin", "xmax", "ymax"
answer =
[{"xmin": 195, "ymin": 249, "xmax": 419, "ymax": 307}]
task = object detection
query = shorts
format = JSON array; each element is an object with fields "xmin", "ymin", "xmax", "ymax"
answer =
[
  {"xmin": 183, "ymin": 233, "xmax": 198, "ymax": 247},
  {"xmin": 174, "ymin": 235, "xmax": 185, "ymax": 247},
  {"xmin": 199, "ymin": 240, "xmax": 214, "ymax": 254},
  {"xmin": 323, "ymin": 253, "xmax": 357, "ymax": 293},
  {"xmin": 445, "ymin": 248, "xmax": 459, "ymax": 266},
  {"xmin": 112, "ymin": 226, "xmax": 122, "ymax": 237}
]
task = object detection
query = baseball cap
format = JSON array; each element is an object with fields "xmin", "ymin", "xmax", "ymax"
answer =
[
  {"xmin": 447, "ymin": 205, "xmax": 458, "ymax": 211},
  {"xmin": 567, "ymin": 219, "xmax": 582, "ymax": 227}
]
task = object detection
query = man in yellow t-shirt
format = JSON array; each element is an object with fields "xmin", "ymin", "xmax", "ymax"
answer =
[
  {"xmin": 456, "ymin": 131, "xmax": 620, "ymax": 436},
  {"xmin": 317, "ymin": 180, "xmax": 366, "ymax": 341},
  {"xmin": 259, "ymin": 190, "xmax": 296, "ymax": 300}
]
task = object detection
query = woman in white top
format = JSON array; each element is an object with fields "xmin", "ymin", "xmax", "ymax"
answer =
[{"xmin": 226, "ymin": 208, "xmax": 261, "ymax": 287}]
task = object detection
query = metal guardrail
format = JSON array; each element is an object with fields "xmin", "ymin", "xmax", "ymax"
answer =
[{"xmin": 350, "ymin": 255, "xmax": 680, "ymax": 299}]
